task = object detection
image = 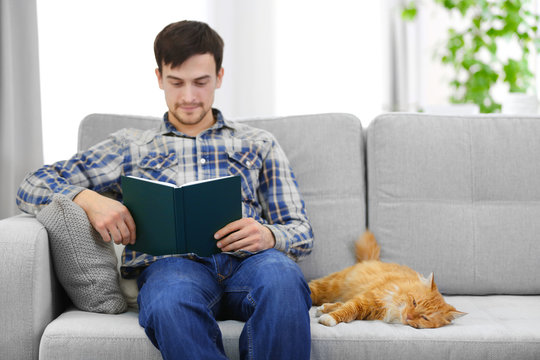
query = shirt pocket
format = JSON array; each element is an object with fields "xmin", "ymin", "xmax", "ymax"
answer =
[
  {"xmin": 136, "ymin": 152, "xmax": 179, "ymax": 183},
  {"xmin": 227, "ymin": 150, "xmax": 262, "ymax": 202}
]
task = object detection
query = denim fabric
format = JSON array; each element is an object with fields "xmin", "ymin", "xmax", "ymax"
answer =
[{"xmin": 136, "ymin": 249, "xmax": 311, "ymax": 360}]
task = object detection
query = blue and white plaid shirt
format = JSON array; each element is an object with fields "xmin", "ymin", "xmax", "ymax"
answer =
[{"xmin": 17, "ymin": 109, "xmax": 313, "ymax": 277}]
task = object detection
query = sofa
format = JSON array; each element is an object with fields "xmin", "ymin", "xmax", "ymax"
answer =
[{"xmin": 1, "ymin": 112, "xmax": 540, "ymax": 360}]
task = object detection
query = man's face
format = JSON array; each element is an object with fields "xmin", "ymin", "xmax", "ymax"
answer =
[{"xmin": 156, "ymin": 53, "xmax": 224, "ymax": 136}]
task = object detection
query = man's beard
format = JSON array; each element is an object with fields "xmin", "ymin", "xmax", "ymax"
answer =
[{"xmin": 171, "ymin": 102, "xmax": 210, "ymax": 125}]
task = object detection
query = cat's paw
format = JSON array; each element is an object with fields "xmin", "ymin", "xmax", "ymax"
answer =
[
  {"xmin": 315, "ymin": 305, "xmax": 327, "ymax": 317},
  {"xmin": 316, "ymin": 302, "xmax": 342, "ymax": 317},
  {"xmin": 318, "ymin": 314, "xmax": 338, "ymax": 327}
]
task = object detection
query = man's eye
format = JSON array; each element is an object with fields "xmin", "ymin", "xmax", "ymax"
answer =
[{"xmin": 195, "ymin": 82, "xmax": 208, "ymax": 87}]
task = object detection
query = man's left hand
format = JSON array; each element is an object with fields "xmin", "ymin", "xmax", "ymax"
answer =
[{"xmin": 214, "ymin": 218, "xmax": 275, "ymax": 252}]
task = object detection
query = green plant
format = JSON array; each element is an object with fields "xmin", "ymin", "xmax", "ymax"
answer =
[{"xmin": 403, "ymin": 0, "xmax": 540, "ymax": 113}]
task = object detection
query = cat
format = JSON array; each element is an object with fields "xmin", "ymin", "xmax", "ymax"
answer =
[{"xmin": 309, "ymin": 231, "xmax": 466, "ymax": 329}]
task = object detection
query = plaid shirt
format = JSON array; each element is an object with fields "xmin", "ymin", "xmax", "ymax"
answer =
[{"xmin": 17, "ymin": 109, "xmax": 313, "ymax": 277}]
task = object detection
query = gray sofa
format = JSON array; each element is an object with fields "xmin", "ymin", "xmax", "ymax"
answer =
[{"xmin": 1, "ymin": 112, "xmax": 540, "ymax": 359}]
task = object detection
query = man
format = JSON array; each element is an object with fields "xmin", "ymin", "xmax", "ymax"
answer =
[{"xmin": 17, "ymin": 20, "xmax": 313, "ymax": 359}]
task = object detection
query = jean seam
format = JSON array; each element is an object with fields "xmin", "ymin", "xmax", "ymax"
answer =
[
  {"xmin": 245, "ymin": 291, "xmax": 256, "ymax": 360},
  {"xmin": 213, "ymin": 255, "xmax": 234, "ymax": 284},
  {"xmin": 208, "ymin": 292, "xmax": 223, "ymax": 347},
  {"xmin": 224, "ymin": 287, "xmax": 258, "ymax": 309},
  {"xmin": 246, "ymin": 319, "xmax": 254, "ymax": 360},
  {"xmin": 207, "ymin": 292, "xmax": 223, "ymax": 313},
  {"xmin": 211, "ymin": 319, "xmax": 221, "ymax": 350},
  {"xmin": 246, "ymin": 292, "xmax": 256, "ymax": 308}
]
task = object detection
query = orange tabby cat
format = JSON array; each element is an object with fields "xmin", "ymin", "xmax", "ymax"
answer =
[{"xmin": 309, "ymin": 231, "xmax": 466, "ymax": 328}]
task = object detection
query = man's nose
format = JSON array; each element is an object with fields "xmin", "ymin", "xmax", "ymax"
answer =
[{"xmin": 181, "ymin": 85, "xmax": 196, "ymax": 103}]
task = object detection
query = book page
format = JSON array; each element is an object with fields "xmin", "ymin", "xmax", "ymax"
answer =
[
  {"xmin": 126, "ymin": 175, "xmax": 177, "ymax": 187},
  {"xmin": 181, "ymin": 175, "xmax": 236, "ymax": 188}
]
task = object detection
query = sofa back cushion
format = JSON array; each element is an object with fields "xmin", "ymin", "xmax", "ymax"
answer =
[
  {"xmin": 367, "ymin": 113, "xmax": 540, "ymax": 295},
  {"xmin": 79, "ymin": 113, "xmax": 366, "ymax": 281}
]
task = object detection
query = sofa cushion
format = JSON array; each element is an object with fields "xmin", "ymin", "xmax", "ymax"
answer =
[
  {"xmin": 39, "ymin": 297, "xmax": 540, "ymax": 360},
  {"xmin": 367, "ymin": 113, "xmax": 540, "ymax": 294},
  {"xmin": 242, "ymin": 114, "xmax": 366, "ymax": 280},
  {"xmin": 310, "ymin": 296, "xmax": 540, "ymax": 360},
  {"xmin": 39, "ymin": 308, "xmax": 242, "ymax": 360},
  {"xmin": 37, "ymin": 194, "xmax": 127, "ymax": 313}
]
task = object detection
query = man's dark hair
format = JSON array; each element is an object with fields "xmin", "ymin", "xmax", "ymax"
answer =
[{"xmin": 154, "ymin": 20, "xmax": 224, "ymax": 74}]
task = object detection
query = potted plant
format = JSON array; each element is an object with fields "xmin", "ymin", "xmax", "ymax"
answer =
[{"xmin": 403, "ymin": 0, "xmax": 540, "ymax": 113}]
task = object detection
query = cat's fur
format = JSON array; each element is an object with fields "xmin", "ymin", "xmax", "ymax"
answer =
[{"xmin": 309, "ymin": 231, "xmax": 466, "ymax": 328}]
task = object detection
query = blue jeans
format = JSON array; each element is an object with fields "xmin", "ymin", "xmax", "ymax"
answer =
[{"xmin": 136, "ymin": 249, "xmax": 312, "ymax": 360}]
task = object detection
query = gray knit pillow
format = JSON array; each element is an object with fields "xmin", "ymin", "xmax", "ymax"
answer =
[{"xmin": 37, "ymin": 194, "xmax": 127, "ymax": 313}]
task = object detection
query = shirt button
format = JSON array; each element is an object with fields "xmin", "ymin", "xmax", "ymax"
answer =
[
  {"xmin": 245, "ymin": 160, "xmax": 252, "ymax": 167},
  {"xmin": 200, "ymin": 158, "xmax": 207, "ymax": 165}
]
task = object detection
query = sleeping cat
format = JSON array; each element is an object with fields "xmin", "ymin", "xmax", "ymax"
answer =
[{"xmin": 309, "ymin": 231, "xmax": 466, "ymax": 328}]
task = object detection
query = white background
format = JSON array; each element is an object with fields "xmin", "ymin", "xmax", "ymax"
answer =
[
  {"xmin": 38, "ymin": 1, "xmax": 540, "ymax": 164},
  {"xmin": 37, "ymin": 1, "xmax": 389, "ymax": 164}
]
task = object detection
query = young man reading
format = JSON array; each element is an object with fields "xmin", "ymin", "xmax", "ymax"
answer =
[{"xmin": 17, "ymin": 20, "xmax": 313, "ymax": 360}]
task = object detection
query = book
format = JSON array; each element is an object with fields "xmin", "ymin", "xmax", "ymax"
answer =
[{"xmin": 121, "ymin": 175, "xmax": 242, "ymax": 257}]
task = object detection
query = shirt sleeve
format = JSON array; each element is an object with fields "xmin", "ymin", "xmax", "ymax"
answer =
[
  {"xmin": 16, "ymin": 131, "xmax": 129, "ymax": 215},
  {"xmin": 258, "ymin": 137, "xmax": 314, "ymax": 261}
]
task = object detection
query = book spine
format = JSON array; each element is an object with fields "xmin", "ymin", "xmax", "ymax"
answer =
[{"xmin": 173, "ymin": 188, "xmax": 186, "ymax": 254}]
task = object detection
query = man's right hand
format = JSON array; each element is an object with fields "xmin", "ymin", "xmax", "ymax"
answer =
[{"xmin": 73, "ymin": 189, "xmax": 136, "ymax": 245}]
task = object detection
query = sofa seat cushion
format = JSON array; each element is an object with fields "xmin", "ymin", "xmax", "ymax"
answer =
[
  {"xmin": 311, "ymin": 295, "xmax": 540, "ymax": 359},
  {"xmin": 40, "ymin": 296, "xmax": 540, "ymax": 360},
  {"xmin": 39, "ymin": 308, "xmax": 243, "ymax": 360}
]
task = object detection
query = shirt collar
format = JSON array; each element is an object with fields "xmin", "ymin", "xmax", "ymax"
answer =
[{"xmin": 159, "ymin": 108, "xmax": 236, "ymax": 137}]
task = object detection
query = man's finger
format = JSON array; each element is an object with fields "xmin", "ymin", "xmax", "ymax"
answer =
[
  {"xmin": 221, "ymin": 236, "xmax": 256, "ymax": 252},
  {"xmin": 125, "ymin": 214, "xmax": 136, "ymax": 244},
  {"xmin": 109, "ymin": 228, "xmax": 123, "ymax": 245},
  {"xmin": 118, "ymin": 222, "xmax": 131, "ymax": 245},
  {"xmin": 214, "ymin": 218, "xmax": 244, "ymax": 240},
  {"xmin": 99, "ymin": 229, "xmax": 112, "ymax": 243}
]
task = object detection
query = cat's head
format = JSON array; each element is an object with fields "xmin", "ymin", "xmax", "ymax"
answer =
[{"xmin": 401, "ymin": 273, "xmax": 466, "ymax": 329}]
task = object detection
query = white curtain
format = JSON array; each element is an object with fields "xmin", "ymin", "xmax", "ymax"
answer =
[
  {"xmin": 0, "ymin": 0, "xmax": 43, "ymax": 219},
  {"xmin": 383, "ymin": 0, "xmax": 423, "ymax": 112}
]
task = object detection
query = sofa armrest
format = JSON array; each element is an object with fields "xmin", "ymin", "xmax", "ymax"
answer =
[{"xmin": 0, "ymin": 214, "xmax": 67, "ymax": 360}]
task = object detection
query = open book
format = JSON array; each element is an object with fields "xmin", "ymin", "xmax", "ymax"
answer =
[{"xmin": 121, "ymin": 175, "xmax": 242, "ymax": 256}]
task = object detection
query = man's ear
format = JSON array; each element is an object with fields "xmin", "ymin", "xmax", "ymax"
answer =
[
  {"xmin": 216, "ymin": 67, "xmax": 224, "ymax": 89},
  {"xmin": 155, "ymin": 68, "xmax": 164, "ymax": 90}
]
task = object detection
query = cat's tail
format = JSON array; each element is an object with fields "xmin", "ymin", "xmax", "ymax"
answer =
[{"xmin": 355, "ymin": 230, "xmax": 380, "ymax": 262}]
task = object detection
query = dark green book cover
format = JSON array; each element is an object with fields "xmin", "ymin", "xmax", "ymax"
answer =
[{"xmin": 121, "ymin": 175, "xmax": 242, "ymax": 257}]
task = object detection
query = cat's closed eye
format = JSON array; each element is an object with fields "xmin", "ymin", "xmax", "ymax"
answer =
[{"xmin": 421, "ymin": 315, "xmax": 428, "ymax": 321}]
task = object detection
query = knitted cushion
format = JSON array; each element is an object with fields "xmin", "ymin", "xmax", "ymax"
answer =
[{"xmin": 37, "ymin": 194, "xmax": 127, "ymax": 313}]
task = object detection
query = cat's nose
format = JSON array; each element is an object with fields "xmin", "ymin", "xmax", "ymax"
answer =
[{"xmin": 406, "ymin": 314, "xmax": 414, "ymax": 321}]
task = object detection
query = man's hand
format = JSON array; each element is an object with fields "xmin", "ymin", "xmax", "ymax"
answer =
[
  {"xmin": 214, "ymin": 218, "xmax": 275, "ymax": 253},
  {"xmin": 73, "ymin": 189, "xmax": 136, "ymax": 245}
]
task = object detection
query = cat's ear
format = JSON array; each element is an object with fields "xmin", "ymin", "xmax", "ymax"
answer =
[
  {"xmin": 418, "ymin": 273, "xmax": 435, "ymax": 290},
  {"xmin": 450, "ymin": 310, "xmax": 467, "ymax": 320},
  {"xmin": 428, "ymin": 273, "xmax": 437, "ymax": 291}
]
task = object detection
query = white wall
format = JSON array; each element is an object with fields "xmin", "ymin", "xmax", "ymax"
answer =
[
  {"xmin": 37, "ymin": 0, "xmax": 211, "ymax": 164},
  {"xmin": 37, "ymin": 1, "xmax": 386, "ymax": 164},
  {"xmin": 210, "ymin": 1, "xmax": 277, "ymax": 118},
  {"xmin": 273, "ymin": 1, "xmax": 385, "ymax": 123}
]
